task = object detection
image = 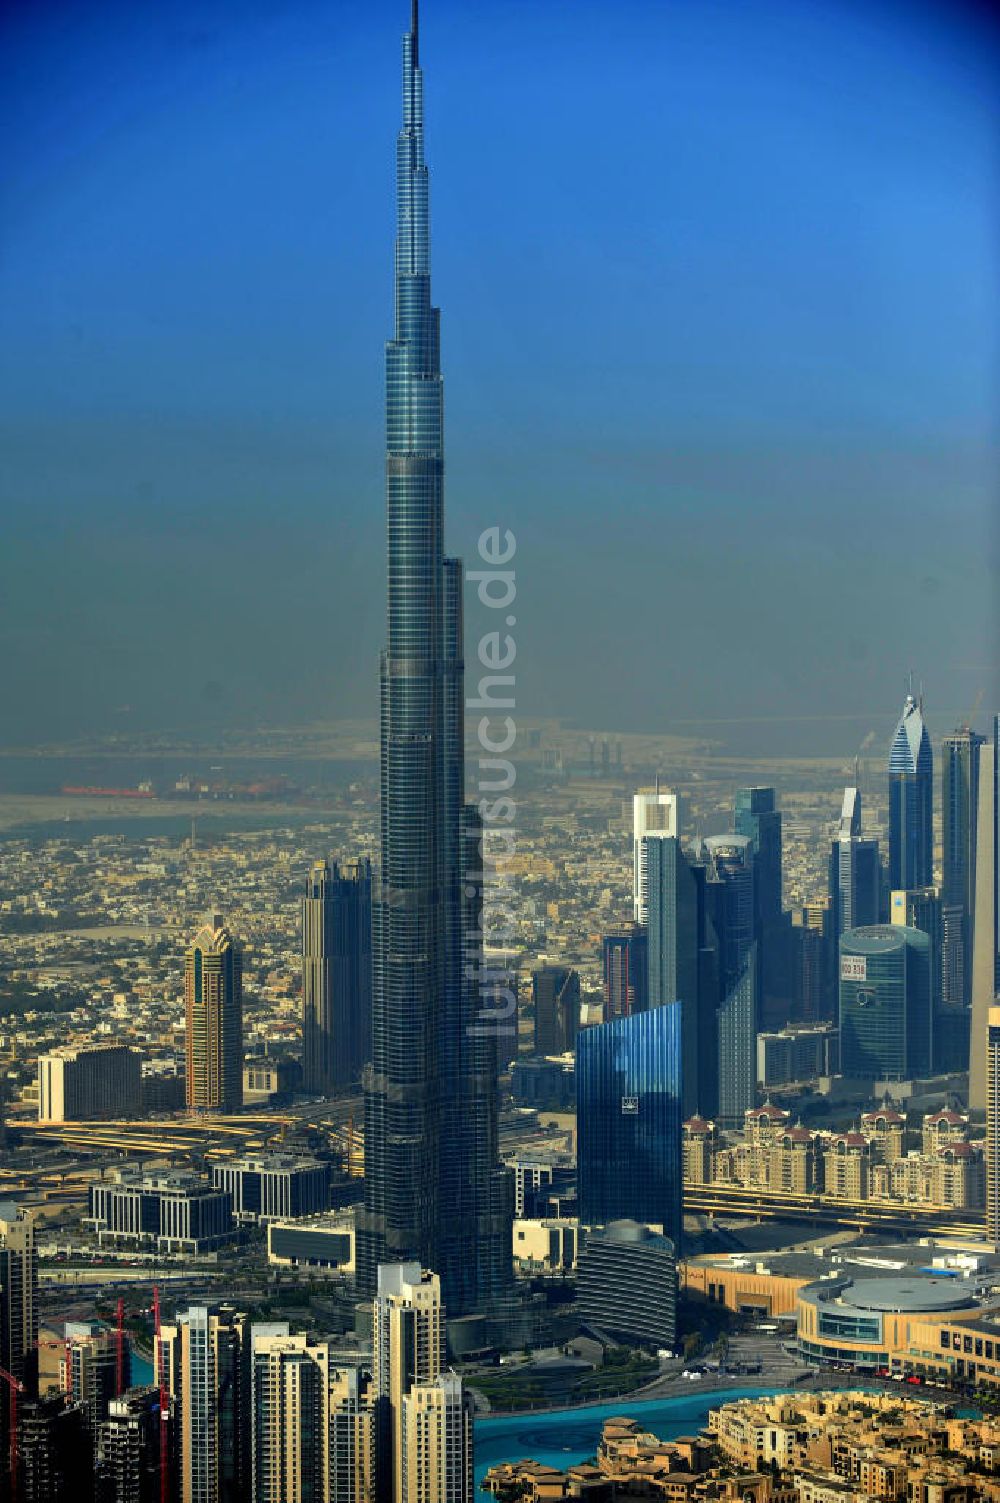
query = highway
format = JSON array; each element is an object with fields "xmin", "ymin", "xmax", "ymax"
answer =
[{"xmin": 684, "ymin": 1182, "xmax": 986, "ymax": 1241}]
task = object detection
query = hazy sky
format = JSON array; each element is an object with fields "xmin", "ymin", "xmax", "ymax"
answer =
[{"xmin": 2, "ymin": 0, "xmax": 997, "ymax": 755}]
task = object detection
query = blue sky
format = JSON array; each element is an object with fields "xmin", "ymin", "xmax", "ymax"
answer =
[{"xmin": 1, "ymin": 0, "xmax": 997, "ymax": 752}]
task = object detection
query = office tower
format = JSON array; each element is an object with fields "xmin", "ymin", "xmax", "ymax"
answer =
[
  {"xmin": 794, "ymin": 898, "xmax": 834, "ymax": 1021},
  {"xmin": 532, "ymin": 965, "xmax": 580, "ymax": 1055},
  {"xmin": 373, "ymin": 1263, "xmax": 473, "ymax": 1503},
  {"xmin": 970, "ymin": 725, "xmax": 999, "ymax": 1111},
  {"xmin": 302, "ymin": 857, "xmax": 372, "ymax": 1095},
  {"xmin": 210, "ymin": 1154, "xmax": 329, "ymax": 1225},
  {"xmin": 576, "ymin": 1222, "xmax": 676, "ymax": 1352},
  {"xmin": 839, "ymin": 924, "xmax": 932, "ymax": 1080},
  {"xmin": 645, "ymin": 835, "xmax": 719, "ymax": 1118},
  {"xmin": 61, "ymin": 1322, "xmax": 127, "ymax": 1441},
  {"xmin": 0, "ymin": 1201, "xmax": 38, "ymax": 1388},
  {"xmin": 735, "ymin": 786, "xmax": 782, "ymax": 922},
  {"xmin": 17, "ymin": 1395, "xmax": 91, "ymax": 1503},
  {"xmin": 602, "ymin": 924, "xmax": 647, "ymax": 1021},
  {"xmin": 37, "ymin": 1046, "xmax": 141, "ymax": 1122},
  {"xmin": 576, "ymin": 1004, "xmax": 683, "ymax": 1247},
  {"xmin": 942, "ymin": 726, "xmax": 986, "ymax": 1009},
  {"xmin": 829, "ymin": 788, "xmax": 881, "ymax": 937},
  {"xmin": 96, "ymin": 1387, "xmax": 160, "ymax": 1503},
  {"xmin": 250, "ymin": 1326, "xmax": 330, "ymax": 1503},
  {"xmin": 988, "ymin": 1007, "xmax": 1000, "ymax": 1243},
  {"xmin": 89, "ymin": 1170, "xmax": 235, "ymax": 1255},
  {"xmin": 166, "ymin": 1307, "xmax": 248, "ymax": 1503},
  {"xmin": 632, "ymin": 788, "xmax": 678, "ymax": 923},
  {"xmin": 890, "ymin": 886, "xmax": 952, "ymax": 1069},
  {"xmin": 888, "ymin": 693, "xmax": 933, "ymax": 892},
  {"xmin": 702, "ymin": 835, "xmax": 757, "ymax": 1124},
  {"xmin": 358, "ymin": 2, "xmax": 510, "ymax": 1314},
  {"xmin": 184, "ymin": 916, "xmax": 243, "ymax": 1113}
]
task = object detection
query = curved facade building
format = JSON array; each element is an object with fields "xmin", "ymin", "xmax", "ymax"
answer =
[
  {"xmin": 797, "ymin": 1273, "xmax": 1000, "ymax": 1381},
  {"xmin": 888, "ymin": 694, "xmax": 933, "ymax": 892},
  {"xmin": 839, "ymin": 924, "xmax": 931, "ymax": 1081}
]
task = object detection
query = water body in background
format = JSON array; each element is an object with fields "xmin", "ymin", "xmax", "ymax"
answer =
[
  {"xmin": 0, "ymin": 755, "xmax": 374, "ymax": 796},
  {"xmin": 473, "ymin": 1386, "xmax": 792, "ymax": 1487}
]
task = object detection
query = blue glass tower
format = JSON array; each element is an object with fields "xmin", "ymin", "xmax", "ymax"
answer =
[
  {"xmin": 576, "ymin": 1005, "xmax": 683, "ymax": 1248},
  {"xmin": 358, "ymin": 2, "xmax": 512, "ymax": 1312},
  {"xmin": 888, "ymin": 694, "xmax": 933, "ymax": 892}
]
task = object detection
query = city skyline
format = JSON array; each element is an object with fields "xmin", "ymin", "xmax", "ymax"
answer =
[{"xmin": 1, "ymin": 0, "xmax": 997, "ymax": 752}]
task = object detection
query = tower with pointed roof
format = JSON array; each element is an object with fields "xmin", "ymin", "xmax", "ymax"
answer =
[{"xmin": 888, "ymin": 691, "xmax": 933, "ymax": 892}]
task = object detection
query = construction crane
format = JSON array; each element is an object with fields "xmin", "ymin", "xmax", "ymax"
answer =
[{"xmin": 0, "ymin": 1365, "xmax": 24, "ymax": 1503}]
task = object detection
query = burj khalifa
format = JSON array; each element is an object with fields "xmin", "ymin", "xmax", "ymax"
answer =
[{"xmin": 356, "ymin": 1, "xmax": 512, "ymax": 1315}]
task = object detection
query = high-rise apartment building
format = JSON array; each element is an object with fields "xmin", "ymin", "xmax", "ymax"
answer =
[
  {"xmin": 942, "ymin": 726, "xmax": 986, "ymax": 1010},
  {"xmin": 159, "ymin": 1306, "xmax": 249, "ymax": 1503},
  {"xmin": 250, "ymin": 1325, "xmax": 330, "ymax": 1503},
  {"xmin": 829, "ymin": 788, "xmax": 882, "ymax": 937},
  {"xmin": 987, "ymin": 1006, "xmax": 1000, "ymax": 1244},
  {"xmin": 302, "ymin": 857, "xmax": 372, "ymax": 1095},
  {"xmin": 373, "ymin": 1263, "xmax": 473, "ymax": 1503},
  {"xmin": 532, "ymin": 965, "xmax": 580, "ymax": 1055},
  {"xmin": 839, "ymin": 924, "xmax": 932, "ymax": 1081},
  {"xmin": 576, "ymin": 1005, "xmax": 683, "ymax": 1247},
  {"xmin": 358, "ymin": 1, "xmax": 510, "ymax": 1315},
  {"xmin": 602, "ymin": 925, "xmax": 647, "ymax": 1022},
  {"xmin": 888, "ymin": 693, "xmax": 933, "ymax": 892},
  {"xmin": 96, "ymin": 1386, "xmax": 160, "ymax": 1503},
  {"xmin": 632, "ymin": 787, "xmax": 679, "ymax": 923},
  {"xmin": 16, "ymin": 1395, "xmax": 90, "ymax": 1503},
  {"xmin": 970, "ymin": 723, "xmax": 999, "ymax": 1111},
  {"xmin": 61, "ymin": 1321, "xmax": 128, "ymax": 1442},
  {"xmin": 37, "ymin": 1045, "xmax": 141, "ymax": 1122},
  {"xmin": 184, "ymin": 916, "xmax": 243, "ymax": 1113},
  {"xmin": 0, "ymin": 1200, "xmax": 38, "ymax": 1389},
  {"xmin": 645, "ymin": 835, "xmax": 719, "ymax": 1118},
  {"xmin": 702, "ymin": 835, "xmax": 757, "ymax": 1123},
  {"xmin": 890, "ymin": 886, "xmax": 950, "ymax": 1068}
]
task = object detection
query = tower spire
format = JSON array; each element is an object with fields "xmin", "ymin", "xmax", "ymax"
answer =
[{"xmin": 411, "ymin": 0, "xmax": 419, "ymax": 63}]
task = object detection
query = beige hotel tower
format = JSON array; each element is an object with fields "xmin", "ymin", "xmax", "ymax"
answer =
[{"xmin": 184, "ymin": 915, "xmax": 243, "ymax": 1113}]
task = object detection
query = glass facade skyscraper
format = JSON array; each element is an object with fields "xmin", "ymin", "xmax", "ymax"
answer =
[
  {"xmin": 576, "ymin": 1004, "xmax": 683, "ymax": 1248},
  {"xmin": 941, "ymin": 725, "xmax": 986, "ymax": 1009},
  {"xmin": 702, "ymin": 834, "xmax": 756, "ymax": 1124},
  {"xmin": 302, "ymin": 858, "xmax": 372, "ymax": 1095},
  {"xmin": 357, "ymin": 3, "xmax": 511, "ymax": 1314},
  {"xmin": 735, "ymin": 786, "xmax": 782, "ymax": 922},
  {"xmin": 645, "ymin": 835, "xmax": 719, "ymax": 1119},
  {"xmin": 839, "ymin": 924, "xmax": 932, "ymax": 1080},
  {"xmin": 888, "ymin": 694, "xmax": 933, "ymax": 892}
]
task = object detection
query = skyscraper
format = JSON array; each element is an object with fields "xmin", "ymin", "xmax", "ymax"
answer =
[
  {"xmin": 160, "ymin": 1307, "xmax": 249, "ymax": 1503},
  {"xmin": 987, "ymin": 1006, "xmax": 1000, "ymax": 1244},
  {"xmin": 645, "ymin": 835, "xmax": 719, "ymax": 1118},
  {"xmin": 969, "ymin": 723, "xmax": 999, "ymax": 1111},
  {"xmin": 602, "ymin": 924, "xmax": 647, "ymax": 1022},
  {"xmin": 632, "ymin": 788, "xmax": 679, "ymax": 923},
  {"xmin": 888, "ymin": 693, "xmax": 933, "ymax": 892},
  {"xmin": 358, "ymin": 1, "xmax": 510, "ymax": 1314},
  {"xmin": 302, "ymin": 858, "xmax": 372, "ymax": 1095},
  {"xmin": 532, "ymin": 965, "xmax": 580, "ymax": 1055},
  {"xmin": 373, "ymin": 1264, "xmax": 473, "ymax": 1503},
  {"xmin": 839, "ymin": 924, "xmax": 932, "ymax": 1080},
  {"xmin": 250, "ymin": 1326, "xmax": 330, "ymax": 1503},
  {"xmin": 0, "ymin": 1200, "xmax": 38, "ymax": 1390},
  {"xmin": 942, "ymin": 726, "xmax": 986, "ymax": 1010},
  {"xmin": 576, "ymin": 1004, "xmax": 683, "ymax": 1247},
  {"xmin": 96, "ymin": 1387, "xmax": 160, "ymax": 1503},
  {"xmin": 829, "ymin": 788, "xmax": 881, "ymax": 937},
  {"xmin": 735, "ymin": 786, "xmax": 782, "ymax": 922},
  {"xmin": 184, "ymin": 916, "xmax": 243, "ymax": 1114},
  {"xmin": 702, "ymin": 834, "xmax": 757, "ymax": 1123}
]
